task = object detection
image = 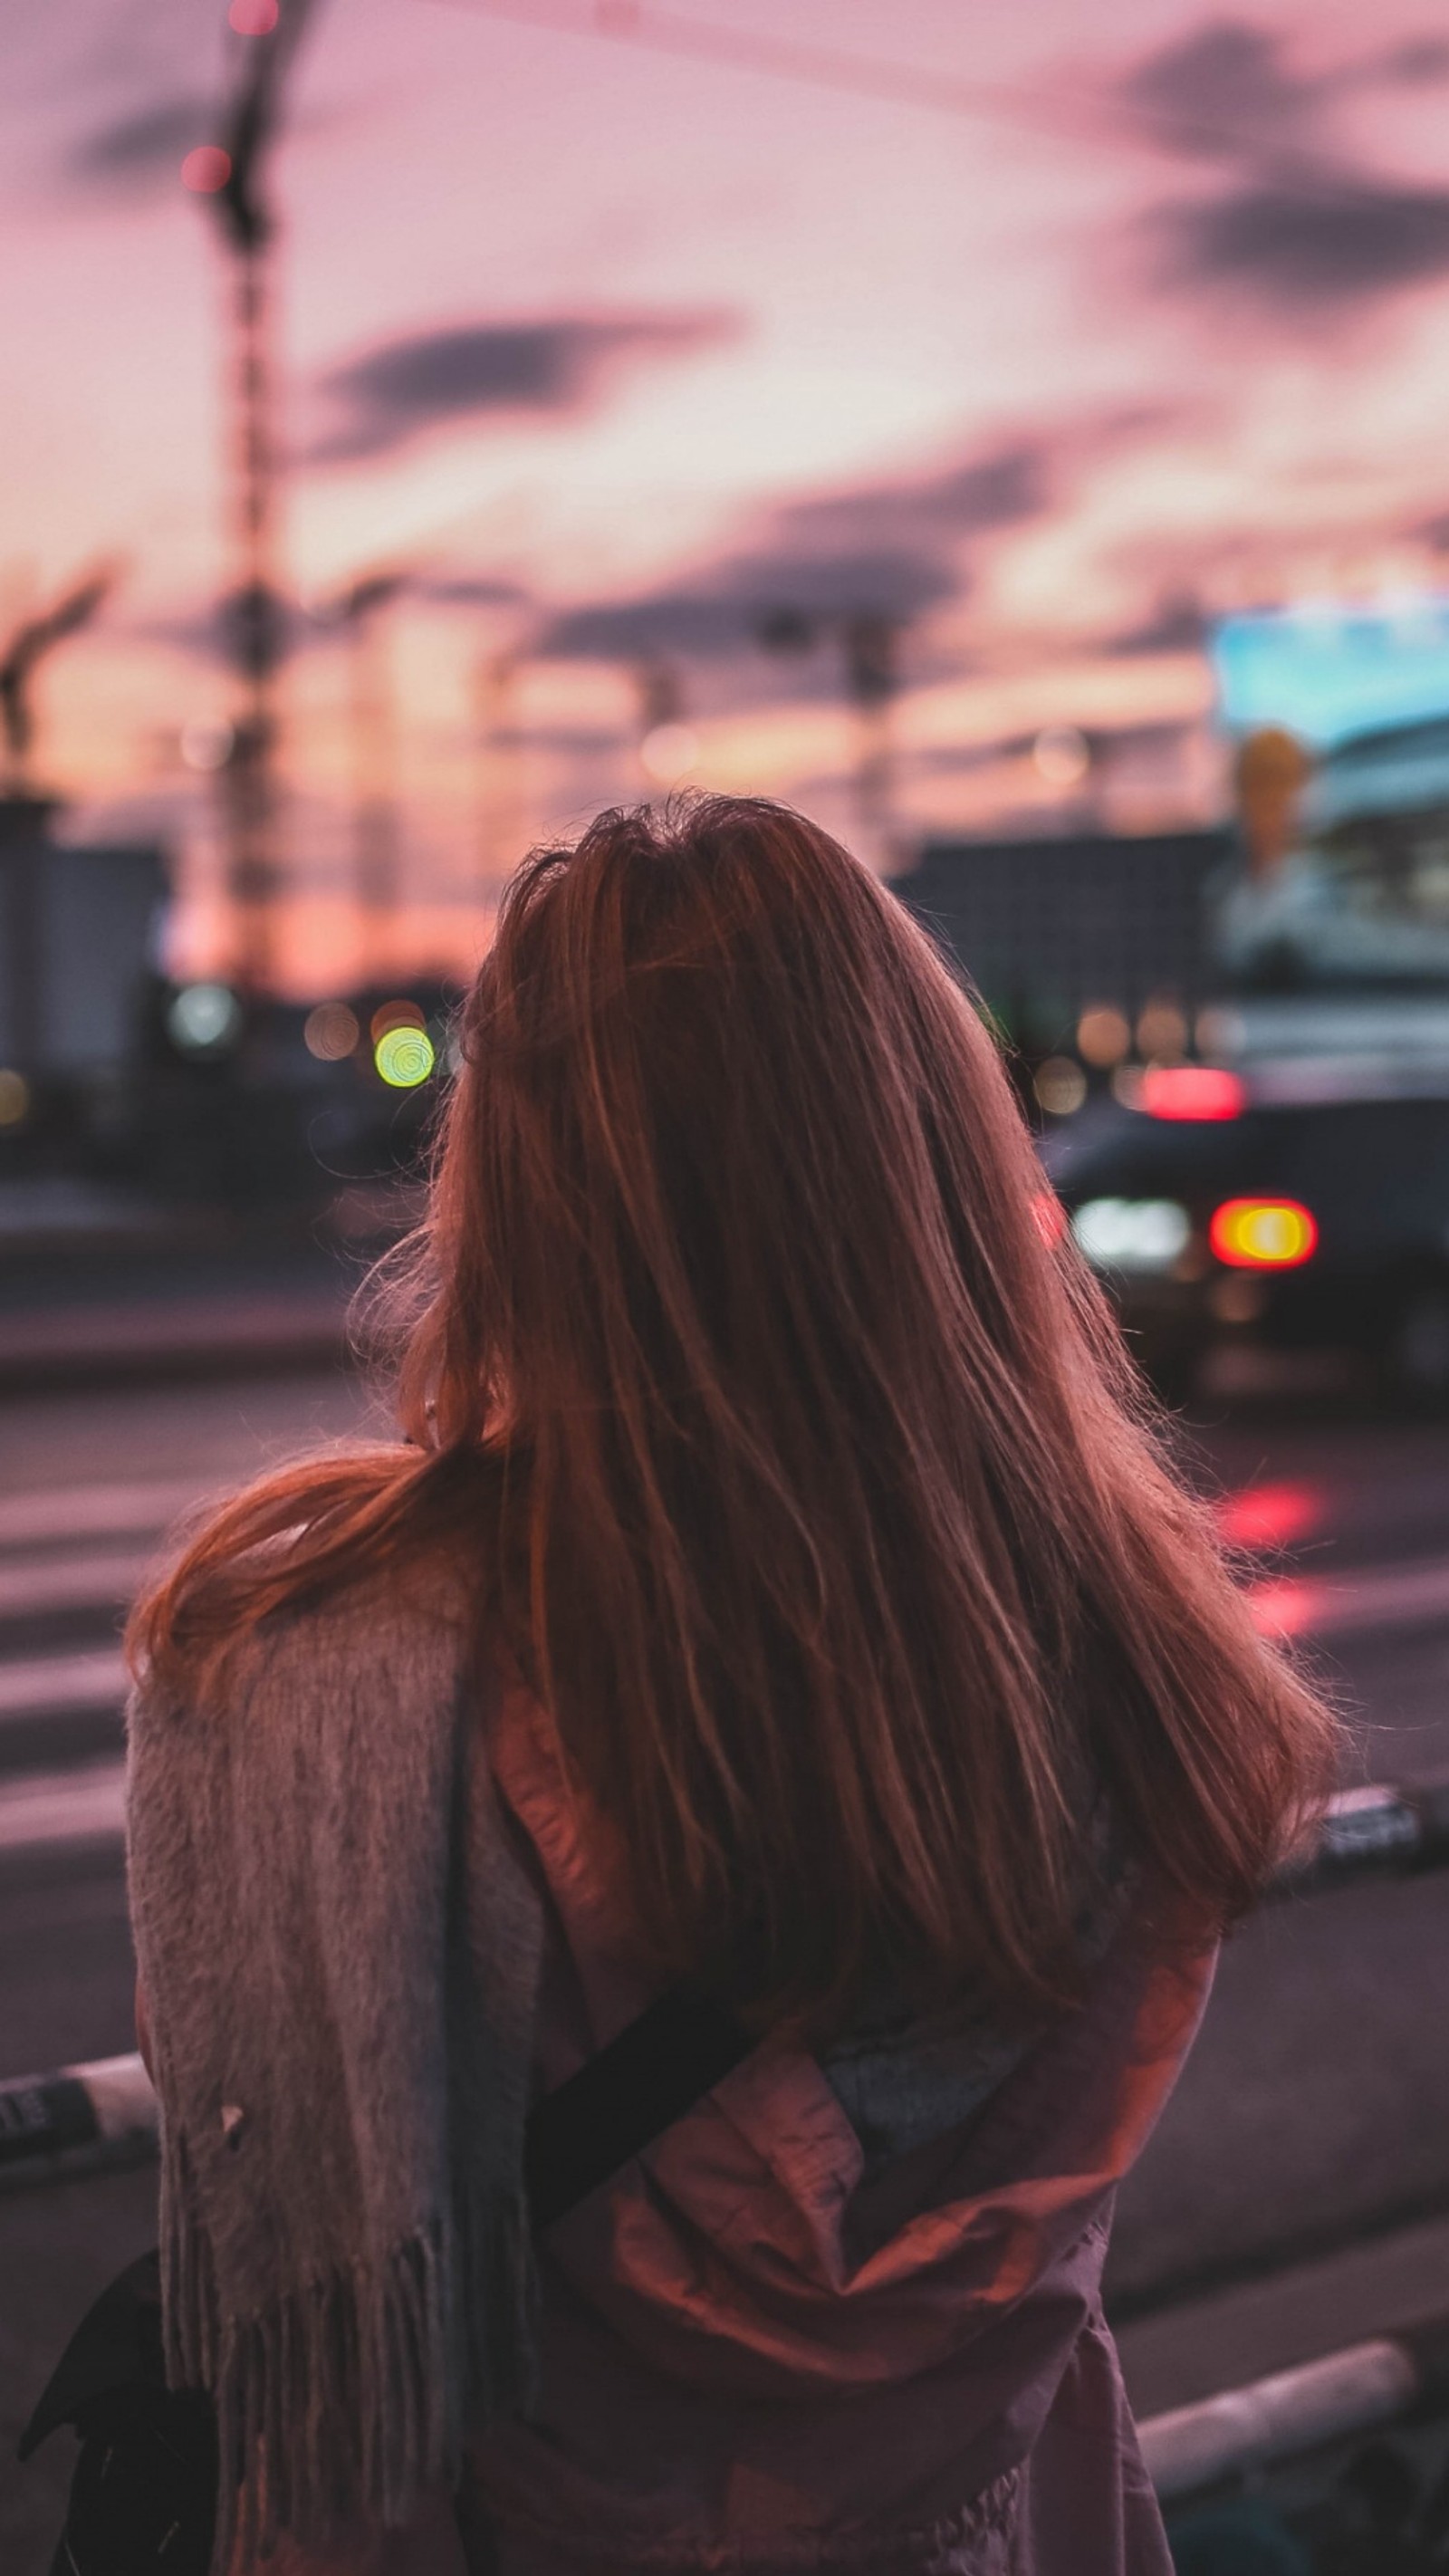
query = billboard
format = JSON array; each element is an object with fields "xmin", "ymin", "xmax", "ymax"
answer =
[{"xmin": 1212, "ymin": 598, "xmax": 1449, "ymax": 749}]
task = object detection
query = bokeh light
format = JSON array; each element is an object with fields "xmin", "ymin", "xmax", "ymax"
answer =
[
  {"xmin": 1072, "ymin": 1197, "xmax": 1191, "ymax": 1273},
  {"xmin": 1032, "ymin": 725, "xmax": 1090, "ymax": 789},
  {"xmin": 180, "ymin": 146, "xmax": 232, "ymax": 196},
  {"xmin": 0, "ymin": 1069, "xmax": 31, "ymax": 1128},
  {"xmin": 1214, "ymin": 1480, "xmax": 1326, "ymax": 1552},
  {"xmin": 168, "ymin": 983, "xmax": 243, "ymax": 1054},
  {"xmin": 1032, "ymin": 1056, "xmax": 1087, "ymax": 1118},
  {"xmin": 1136, "ymin": 998, "xmax": 1188, "ymax": 1062},
  {"xmin": 374, "ymin": 1025, "xmax": 436, "ymax": 1088},
  {"xmin": 1142, "ymin": 1066, "xmax": 1246, "ymax": 1121},
  {"xmin": 1210, "ymin": 1198, "xmax": 1318, "ymax": 1270},
  {"xmin": 1076, "ymin": 1005, "xmax": 1130, "ymax": 1068},
  {"xmin": 370, "ymin": 998, "xmax": 426, "ymax": 1043},
  {"xmin": 303, "ymin": 1002, "xmax": 360, "ymax": 1062},
  {"xmin": 229, "ymin": 0, "xmax": 280, "ymax": 29}
]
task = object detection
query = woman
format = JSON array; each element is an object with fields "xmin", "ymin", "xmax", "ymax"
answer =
[{"xmin": 128, "ymin": 796, "xmax": 1337, "ymax": 2576}]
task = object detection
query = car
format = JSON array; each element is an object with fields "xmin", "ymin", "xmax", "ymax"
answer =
[{"xmin": 1039, "ymin": 1061, "xmax": 1449, "ymax": 1402}]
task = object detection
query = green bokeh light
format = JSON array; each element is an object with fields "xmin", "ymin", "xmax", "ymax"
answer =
[{"xmin": 374, "ymin": 1025, "xmax": 436, "ymax": 1088}]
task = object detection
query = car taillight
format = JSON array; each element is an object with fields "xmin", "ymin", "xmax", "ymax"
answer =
[
  {"xmin": 1210, "ymin": 1198, "xmax": 1318, "ymax": 1268},
  {"xmin": 1142, "ymin": 1066, "xmax": 1246, "ymax": 1120}
]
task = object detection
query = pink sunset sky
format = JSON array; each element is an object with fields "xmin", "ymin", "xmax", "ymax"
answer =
[{"xmin": 9, "ymin": 0, "xmax": 1449, "ymax": 990}]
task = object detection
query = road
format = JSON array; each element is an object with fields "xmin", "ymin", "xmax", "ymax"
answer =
[{"xmin": 3, "ymin": 1374, "xmax": 1449, "ymax": 2564}]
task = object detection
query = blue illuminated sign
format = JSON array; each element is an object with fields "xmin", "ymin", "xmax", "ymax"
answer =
[{"xmin": 1212, "ymin": 598, "xmax": 1449, "ymax": 748}]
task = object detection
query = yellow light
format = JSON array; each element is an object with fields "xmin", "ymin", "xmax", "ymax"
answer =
[
  {"xmin": 1210, "ymin": 1198, "xmax": 1318, "ymax": 1269},
  {"xmin": 0, "ymin": 1068, "xmax": 30, "ymax": 1127},
  {"xmin": 374, "ymin": 1025, "xmax": 436, "ymax": 1089}
]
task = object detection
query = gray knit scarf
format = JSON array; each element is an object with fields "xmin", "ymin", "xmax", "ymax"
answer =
[{"xmin": 125, "ymin": 1564, "xmax": 545, "ymax": 2571}]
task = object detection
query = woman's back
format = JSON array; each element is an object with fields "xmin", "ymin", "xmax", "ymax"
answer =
[
  {"xmin": 128, "ymin": 795, "xmax": 1338, "ymax": 2571},
  {"xmin": 468, "ymin": 1673, "xmax": 1209, "ymax": 2575}
]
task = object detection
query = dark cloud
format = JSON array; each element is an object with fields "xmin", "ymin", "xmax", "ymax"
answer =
[
  {"xmin": 783, "ymin": 444, "xmax": 1044, "ymax": 551},
  {"xmin": 311, "ymin": 313, "xmax": 735, "ymax": 465},
  {"xmin": 544, "ymin": 440, "xmax": 1047, "ymax": 667},
  {"xmin": 1116, "ymin": 21, "xmax": 1310, "ymax": 161},
  {"xmin": 1115, "ymin": 19, "xmax": 1449, "ymax": 315},
  {"xmin": 67, "ymin": 93, "xmax": 211, "ymax": 185},
  {"xmin": 1114, "ymin": 18, "xmax": 1449, "ymax": 163},
  {"xmin": 547, "ymin": 548, "xmax": 961, "ymax": 665},
  {"xmin": 424, "ymin": 574, "xmax": 532, "ymax": 608},
  {"xmin": 1111, "ymin": 16, "xmax": 1449, "ymax": 313},
  {"xmin": 1377, "ymin": 36, "xmax": 1449, "ymax": 82},
  {"xmin": 1152, "ymin": 168, "xmax": 1449, "ymax": 310},
  {"xmin": 1104, "ymin": 591, "xmax": 1207, "ymax": 656}
]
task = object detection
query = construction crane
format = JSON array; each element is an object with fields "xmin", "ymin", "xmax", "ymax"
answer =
[
  {"xmin": 319, "ymin": 570, "xmax": 410, "ymax": 972},
  {"xmin": 0, "ymin": 564, "xmax": 118, "ymax": 798},
  {"xmin": 757, "ymin": 606, "xmax": 904, "ymax": 863},
  {"xmin": 190, "ymin": 0, "xmax": 323, "ymax": 991},
  {"xmin": 475, "ymin": 648, "xmax": 527, "ymax": 900}
]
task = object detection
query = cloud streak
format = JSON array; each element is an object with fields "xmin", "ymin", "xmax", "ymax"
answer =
[
  {"xmin": 1114, "ymin": 17, "xmax": 1449, "ymax": 163},
  {"xmin": 310, "ymin": 312, "xmax": 737, "ymax": 464},
  {"xmin": 1113, "ymin": 18, "xmax": 1449, "ymax": 317},
  {"xmin": 1151, "ymin": 168, "xmax": 1449, "ymax": 309},
  {"xmin": 67, "ymin": 93, "xmax": 211, "ymax": 186},
  {"xmin": 544, "ymin": 439, "xmax": 1048, "ymax": 667}
]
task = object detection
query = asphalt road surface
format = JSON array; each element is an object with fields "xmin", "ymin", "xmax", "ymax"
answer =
[{"xmin": 4, "ymin": 1370, "xmax": 1449, "ymax": 2565}]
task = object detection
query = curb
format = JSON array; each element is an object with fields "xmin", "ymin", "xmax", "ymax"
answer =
[{"xmin": 0, "ymin": 2052, "xmax": 157, "ymax": 2190}]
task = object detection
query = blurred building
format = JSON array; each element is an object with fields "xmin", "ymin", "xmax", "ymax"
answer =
[
  {"xmin": 1218, "ymin": 713, "xmax": 1449, "ymax": 994},
  {"xmin": 888, "ymin": 829, "xmax": 1231, "ymax": 1052},
  {"xmin": 0, "ymin": 799, "xmax": 168, "ymax": 1080}
]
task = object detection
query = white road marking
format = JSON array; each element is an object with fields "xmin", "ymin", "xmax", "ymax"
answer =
[
  {"xmin": 1251, "ymin": 1556, "xmax": 1449, "ymax": 1643},
  {"xmin": 0, "ymin": 1552, "xmax": 152, "ymax": 1619},
  {"xmin": 0, "ymin": 1479, "xmax": 207, "ymax": 1550},
  {"xmin": 0, "ymin": 1759, "xmax": 125, "ymax": 1852},
  {"xmin": 0, "ymin": 1648, "xmax": 128, "ymax": 1720}
]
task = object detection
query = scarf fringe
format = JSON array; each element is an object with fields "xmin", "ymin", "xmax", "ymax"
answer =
[{"xmin": 160, "ymin": 2149, "xmax": 537, "ymax": 2572}]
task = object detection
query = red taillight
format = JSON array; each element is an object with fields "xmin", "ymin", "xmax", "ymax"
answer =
[
  {"xmin": 1210, "ymin": 1198, "xmax": 1318, "ymax": 1269},
  {"xmin": 1142, "ymin": 1066, "xmax": 1246, "ymax": 1121}
]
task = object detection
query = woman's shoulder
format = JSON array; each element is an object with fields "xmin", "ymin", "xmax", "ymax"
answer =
[{"xmin": 128, "ymin": 1444, "xmax": 484, "ymax": 1744}]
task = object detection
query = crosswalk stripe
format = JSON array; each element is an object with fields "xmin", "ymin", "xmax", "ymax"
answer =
[
  {"xmin": 0, "ymin": 1478, "xmax": 206, "ymax": 1550},
  {"xmin": 0, "ymin": 1758, "xmax": 126, "ymax": 1853},
  {"xmin": 0, "ymin": 1648, "xmax": 128, "ymax": 1720},
  {"xmin": 1250, "ymin": 1556, "xmax": 1449, "ymax": 1643},
  {"xmin": 0, "ymin": 1551, "xmax": 152, "ymax": 1620}
]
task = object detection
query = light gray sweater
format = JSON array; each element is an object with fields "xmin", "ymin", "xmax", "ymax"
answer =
[{"xmin": 126, "ymin": 1564, "xmax": 545, "ymax": 2571}]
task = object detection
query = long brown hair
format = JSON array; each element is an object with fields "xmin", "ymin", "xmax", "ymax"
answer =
[{"xmin": 133, "ymin": 796, "xmax": 1337, "ymax": 2023}]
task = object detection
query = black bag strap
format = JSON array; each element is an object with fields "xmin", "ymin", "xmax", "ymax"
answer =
[{"xmin": 523, "ymin": 1982, "xmax": 753, "ymax": 2229}]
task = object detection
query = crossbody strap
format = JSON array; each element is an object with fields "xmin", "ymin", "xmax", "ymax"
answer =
[{"xmin": 523, "ymin": 1984, "xmax": 753, "ymax": 2230}]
